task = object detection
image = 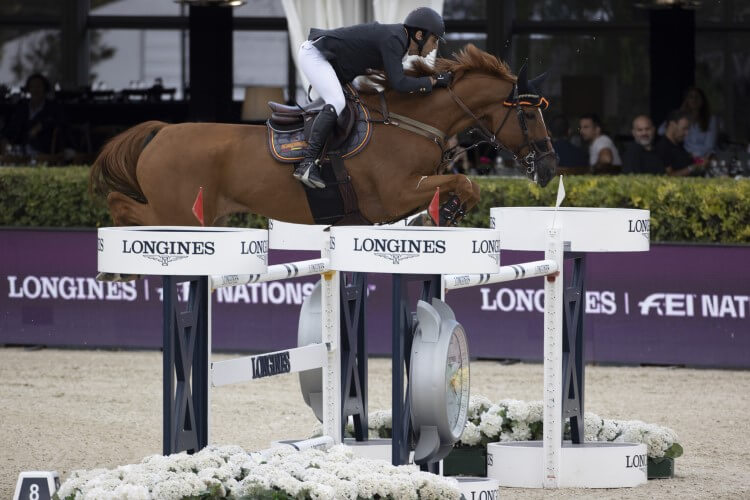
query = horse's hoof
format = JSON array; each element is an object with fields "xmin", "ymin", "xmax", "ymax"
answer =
[
  {"xmin": 116, "ymin": 274, "xmax": 142, "ymax": 282},
  {"xmin": 96, "ymin": 272, "xmax": 142, "ymax": 282},
  {"xmin": 408, "ymin": 213, "xmax": 435, "ymax": 227}
]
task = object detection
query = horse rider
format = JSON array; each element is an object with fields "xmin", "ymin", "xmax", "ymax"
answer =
[{"xmin": 294, "ymin": 7, "xmax": 453, "ymax": 189}]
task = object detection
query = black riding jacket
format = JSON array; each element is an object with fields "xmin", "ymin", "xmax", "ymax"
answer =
[{"xmin": 308, "ymin": 22, "xmax": 433, "ymax": 94}]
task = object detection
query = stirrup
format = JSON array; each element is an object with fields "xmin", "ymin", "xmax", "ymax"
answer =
[{"xmin": 294, "ymin": 161, "xmax": 326, "ymax": 189}]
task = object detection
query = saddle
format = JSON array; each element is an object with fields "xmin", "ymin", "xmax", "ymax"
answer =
[
  {"xmin": 265, "ymin": 86, "xmax": 372, "ymax": 226},
  {"xmin": 266, "ymin": 85, "xmax": 372, "ymax": 163}
]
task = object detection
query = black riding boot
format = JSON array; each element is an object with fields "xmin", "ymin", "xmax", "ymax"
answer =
[{"xmin": 294, "ymin": 104, "xmax": 338, "ymax": 189}]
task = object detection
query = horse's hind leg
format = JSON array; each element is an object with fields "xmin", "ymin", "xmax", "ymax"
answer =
[
  {"xmin": 98, "ymin": 192, "xmax": 153, "ymax": 282},
  {"xmin": 107, "ymin": 192, "xmax": 159, "ymax": 226}
]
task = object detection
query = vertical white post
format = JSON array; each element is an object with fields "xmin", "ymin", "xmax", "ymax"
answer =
[
  {"xmin": 543, "ymin": 227, "xmax": 564, "ymax": 488},
  {"xmin": 206, "ymin": 278, "xmax": 212, "ymax": 445},
  {"xmin": 321, "ymin": 244, "xmax": 342, "ymax": 443}
]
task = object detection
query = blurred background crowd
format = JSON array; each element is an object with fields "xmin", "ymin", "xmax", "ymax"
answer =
[{"xmin": 0, "ymin": 0, "xmax": 748, "ymax": 177}]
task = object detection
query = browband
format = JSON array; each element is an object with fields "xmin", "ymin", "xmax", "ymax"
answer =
[
  {"xmin": 503, "ymin": 86, "xmax": 550, "ymax": 110},
  {"xmin": 503, "ymin": 95, "xmax": 550, "ymax": 110}
]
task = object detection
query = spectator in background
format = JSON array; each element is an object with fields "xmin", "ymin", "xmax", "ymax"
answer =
[
  {"xmin": 579, "ymin": 113, "xmax": 622, "ymax": 171},
  {"xmin": 1, "ymin": 73, "xmax": 62, "ymax": 155},
  {"xmin": 681, "ymin": 86, "xmax": 718, "ymax": 159},
  {"xmin": 659, "ymin": 86, "xmax": 718, "ymax": 160},
  {"xmin": 623, "ymin": 115, "xmax": 664, "ymax": 174},
  {"xmin": 548, "ymin": 114, "xmax": 588, "ymax": 167},
  {"xmin": 654, "ymin": 109, "xmax": 703, "ymax": 177}
]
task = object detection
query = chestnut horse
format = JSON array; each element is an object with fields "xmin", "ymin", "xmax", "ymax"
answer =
[{"xmin": 91, "ymin": 45, "xmax": 557, "ymax": 227}]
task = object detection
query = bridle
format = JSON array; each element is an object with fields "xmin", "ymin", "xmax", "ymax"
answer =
[
  {"xmin": 446, "ymin": 82, "xmax": 555, "ymax": 181},
  {"xmin": 369, "ymin": 77, "xmax": 554, "ymax": 182}
]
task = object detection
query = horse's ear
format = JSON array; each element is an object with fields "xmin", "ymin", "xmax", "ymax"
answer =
[
  {"xmin": 516, "ymin": 61, "xmax": 529, "ymax": 92},
  {"xmin": 528, "ymin": 72, "xmax": 548, "ymax": 93}
]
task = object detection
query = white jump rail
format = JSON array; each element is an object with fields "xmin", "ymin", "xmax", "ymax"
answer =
[
  {"xmin": 211, "ymin": 343, "xmax": 328, "ymax": 387},
  {"xmin": 210, "ymin": 258, "xmax": 329, "ymax": 290},
  {"xmin": 443, "ymin": 259, "xmax": 559, "ymax": 291}
]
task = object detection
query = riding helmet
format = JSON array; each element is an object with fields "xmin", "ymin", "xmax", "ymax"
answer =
[{"xmin": 404, "ymin": 7, "xmax": 445, "ymax": 42}]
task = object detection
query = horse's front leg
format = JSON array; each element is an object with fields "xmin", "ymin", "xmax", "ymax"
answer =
[{"xmin": 392, "ymin": 173, "xmax": 480, "ymax": 225}]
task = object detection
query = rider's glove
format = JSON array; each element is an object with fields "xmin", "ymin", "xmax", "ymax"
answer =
[{"xmin": 433, "ymin": 71, "xmax": 453, "ymax": 88}]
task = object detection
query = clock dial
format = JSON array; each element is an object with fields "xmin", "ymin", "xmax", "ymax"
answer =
[
  {"xmin": 445, "ymin": 326, "xmax": 470, "ymax": 434},
  {"xmin": 410, "ymin": 299, "xmax": 471, "ymax": 464}
]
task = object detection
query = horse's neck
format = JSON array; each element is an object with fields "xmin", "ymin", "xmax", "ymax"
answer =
[{"xmin": 364, "ymin": 77, "xmax": 508, "ymax": 138}]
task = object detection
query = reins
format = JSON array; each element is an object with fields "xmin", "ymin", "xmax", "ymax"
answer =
[
  {"xmin": 369, "ymin": 92, "xmax": 446, "ymax": 150},
  {"xmin": 366, "ymin": 79, "xmax": 554, "ymax": 177}
]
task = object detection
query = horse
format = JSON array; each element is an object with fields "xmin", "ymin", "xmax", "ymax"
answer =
[{"xmin": 90, "ymin": 44, "xmax": 557, "ymax": 227}]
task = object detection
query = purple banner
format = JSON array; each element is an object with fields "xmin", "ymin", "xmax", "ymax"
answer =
[{"xmin": 1, "ymin": 229, "xmax": 748, "ymax": 368}]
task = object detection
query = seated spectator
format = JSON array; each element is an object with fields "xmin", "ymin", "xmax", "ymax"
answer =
[
  {"xmin": 654, "ymin": 109, "xmax": 703, "ymax": 177},
  {"xmin": 548, "ymin": 114, "xmax": 588, "ymax": 167},
  {"xmin": 659, "ymin": 86, "xmax": 718, "ymax": 159},
  {"xmin": 1, "ymin": 73, "xmax": 63, "ymax": 155},
  {"xmin": 623, "ymin": 115, "xmax": 664, "ymax": 174},
  {"xmin": 682, "ymin": 86, "xmax": 718, "ymax": 159},
  {"xmin": 579, "ymin": 113, "xmax": 622, "ymax": 171}
]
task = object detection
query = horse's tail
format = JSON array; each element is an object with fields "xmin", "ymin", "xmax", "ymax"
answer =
[{"xmin": 90, "ymin": 120, "xmax": 167, "ymax": 204}]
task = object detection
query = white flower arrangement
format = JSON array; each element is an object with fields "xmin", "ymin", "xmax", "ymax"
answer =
[
  {"xmin": 478, "ymin": 405, "xmax": 504, "ymax": 439},
  {"xmin": 55, "ymin": 444, "xmax": 461, "ymax": 500},
  {"xmin": 324, "ymin": 394, "xmax": 682, "ymax": 461},
  {"xmin": 460, "ymin": 421, "xmax": 482, "ymax": 446},
  {"xmin": 467, "ymin": 394, "xmax": 492, "ymax": 421}
]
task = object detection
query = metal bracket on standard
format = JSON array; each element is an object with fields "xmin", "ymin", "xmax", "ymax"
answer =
[
  {"xmin": 391, "ymin": 274, "xmax": 442, "ymax": 467},
  {"xmin": 163, "ymin": 275, "xmax": 209, "ymax": 456},
  {"xmin": 340, "ymin": 272, "xmax": 368, "ymax": 441},
  {"xmin": 562, "ymin": 254, "xmax": 586, "ymax": 444}
]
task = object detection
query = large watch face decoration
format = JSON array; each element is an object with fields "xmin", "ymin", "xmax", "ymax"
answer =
[
  {"xmin": 446, "ymin": 327, "xmax": 470, "ymax": 436},
  {"xmin": 410, "ymin": 298, "xmax": 470, "ymax": 465},
  {"xmin": 297, "ymin": 280, "xmax": 324, "ymax": 422}
]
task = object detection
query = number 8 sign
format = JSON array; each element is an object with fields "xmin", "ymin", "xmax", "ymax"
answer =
[{"xmin": 13, "ymin": 471, "xmax": 59, "ymax": 500}]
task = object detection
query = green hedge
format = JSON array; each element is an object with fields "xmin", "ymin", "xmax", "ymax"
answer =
[
  {"xmin": 0, "ymin": 166, "xmax": 266, "ymax": 229},
  {"xmin": 1, "ymin": 166, "xmax": 748, "ymax": 243}
]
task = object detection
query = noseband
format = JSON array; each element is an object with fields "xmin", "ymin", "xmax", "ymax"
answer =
[{"xmin": 447, "ymin": 83, "xmax": 555, "ymax": 181}]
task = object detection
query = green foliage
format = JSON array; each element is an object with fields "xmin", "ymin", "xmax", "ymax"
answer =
[
  {"xmin": 1, "ymin": 168, "xmax": 748, "ymax": 244},
  {"xmin": 464, "ymin": 175, "xmax": 750, "ymax": 244},
  {"xmin": 0, "ymin": 167, "xmax": 109, "ymax": 227},
  {"xmin": 665, "ymin": 442, "xmax": 684, "ymax": 459},
  {"xmin": 0, "ymin": 166, "xmax": 267, "ymax": 229}
]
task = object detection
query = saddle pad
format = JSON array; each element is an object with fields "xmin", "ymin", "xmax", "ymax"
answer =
[{"xmin": 267, "ymin": 99, "xmax": 372, "ymax": 163}]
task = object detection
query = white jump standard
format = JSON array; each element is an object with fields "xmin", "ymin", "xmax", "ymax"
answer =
[
  {"xmin": 96, "ymin": 224, "xmax": 356, "ymax": 454},
  {"xmin": 479, "ymin": 206, "xmax": 651, "ymax": 489}
]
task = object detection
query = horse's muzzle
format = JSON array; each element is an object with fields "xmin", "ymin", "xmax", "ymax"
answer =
[{"xmin": 534, "ymin": 155, "xmax": 557, "ymax": 188}]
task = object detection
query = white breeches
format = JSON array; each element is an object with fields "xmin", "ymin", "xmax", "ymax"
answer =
[{"xmin": 297, "ymin": 40, "xmax": 346, "ymax": 115}]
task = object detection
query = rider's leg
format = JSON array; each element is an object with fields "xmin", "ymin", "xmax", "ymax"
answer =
[
  {"xmin": 294, "ymin": 40, "xmax": 346, "ymax": 188},
  {"xmin": 296, "ymin": 104, "xmax": 337, "ymax": 188}
]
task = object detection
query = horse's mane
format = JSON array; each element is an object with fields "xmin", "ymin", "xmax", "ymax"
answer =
[{"xmin": 358, "ymin": 44, "xmax": 516, "ymax": 94}]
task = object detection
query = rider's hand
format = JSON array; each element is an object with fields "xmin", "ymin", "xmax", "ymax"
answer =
[{"xmin": 432, "ymin": 71, "xmax": 453, "ymax": 89}]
